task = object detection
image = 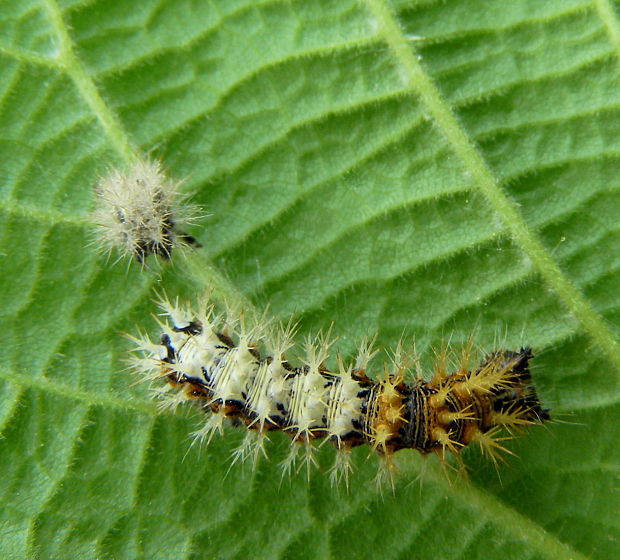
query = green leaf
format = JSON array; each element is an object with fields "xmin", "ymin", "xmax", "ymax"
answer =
[{"xmin": 1, "ymin": 1, "xmax": 618, "ymax": 559}]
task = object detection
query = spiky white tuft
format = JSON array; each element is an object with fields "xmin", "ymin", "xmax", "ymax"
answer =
[{"xmin": 91, "ymin": 158, "xmax": 201, "ymax": 264}]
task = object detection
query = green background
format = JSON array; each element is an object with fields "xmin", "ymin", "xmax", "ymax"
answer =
[{"xmin": 0, "ymin": 0, "xmax": 618, "ymax": 559}]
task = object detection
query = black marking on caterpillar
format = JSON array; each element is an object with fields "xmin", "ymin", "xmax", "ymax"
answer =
[
  {"xmin": 129, "ymin": 296, "xmax": 550, "ymax": 487},
  {"xmin": 91, "ymin": 158, "xmax": 202, "ymax": 264}
]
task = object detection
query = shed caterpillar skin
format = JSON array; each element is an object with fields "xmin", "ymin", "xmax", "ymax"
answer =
[
  {"xmin": 130, "ymin": 295, "xmax": 550, "ymax": 486},
  {"xmin": 91, "ymin": 158, "xmax": 201, "ymax": 263}
]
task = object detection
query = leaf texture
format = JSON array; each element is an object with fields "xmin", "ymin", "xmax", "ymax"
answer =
[{"xmin": 0, "ymin": 1, "xmax": 618, "ymax": 559}]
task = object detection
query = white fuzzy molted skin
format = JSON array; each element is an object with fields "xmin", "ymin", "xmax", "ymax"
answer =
[{"xmin": 91, "ymin": 159, "xmax": 199, "ymax": 263}]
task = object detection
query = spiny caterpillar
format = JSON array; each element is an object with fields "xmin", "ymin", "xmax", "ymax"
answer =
[
  {"xmin": 91, "ymin": 158, "xmax": 201, "ymax": 263},
  {"xmin": 130, "ymin": 295, "xmax": 550, "ymax": 487}
]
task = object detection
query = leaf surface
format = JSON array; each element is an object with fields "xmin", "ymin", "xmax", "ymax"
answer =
[{"xmin": 0, "ymin": 1, "xmax": 618, "ymax": 559}]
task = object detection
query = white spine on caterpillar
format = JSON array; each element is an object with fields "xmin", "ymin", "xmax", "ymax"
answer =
[{"xmin": 131, "ymin": 296, "xmax": 368, "ymax": 479}]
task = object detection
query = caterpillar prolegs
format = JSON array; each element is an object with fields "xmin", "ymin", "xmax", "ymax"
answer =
[{"xmin": 130, "ymin": 295, "xmax": 550, "ymax": 487}]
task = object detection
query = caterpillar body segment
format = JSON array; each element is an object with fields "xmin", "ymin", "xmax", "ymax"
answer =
[{"xmin": 131, "ymin": 297, "xmax": 550, "ymax": 485}]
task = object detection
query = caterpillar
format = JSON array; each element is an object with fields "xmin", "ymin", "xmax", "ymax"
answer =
[
  {"xmin": 91, "ymin": 158, "xmax": 201, "ymax": 263},
  {"xmin": 130, "ymin": 295, "xmax": 550, "ymax": 487}
]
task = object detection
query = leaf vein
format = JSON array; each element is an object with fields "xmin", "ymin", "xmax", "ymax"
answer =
[
  {"xmin": 42, "ymin": 0, "xmax": 135, "ymax": 162},
  {"xmin": 364, "ymin": 0, "xmax": 620, "ymax": 376},
  {"xmin": 0, "ymin": 369, "xmax": 161, "ymax": 415},
  {"xmin": 0, "ymin": 44, "xmax": 62, "ymax": 70},
  {"xmin": 594, "ymin": 0, "xmax": 620, "ymax": 61}
]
